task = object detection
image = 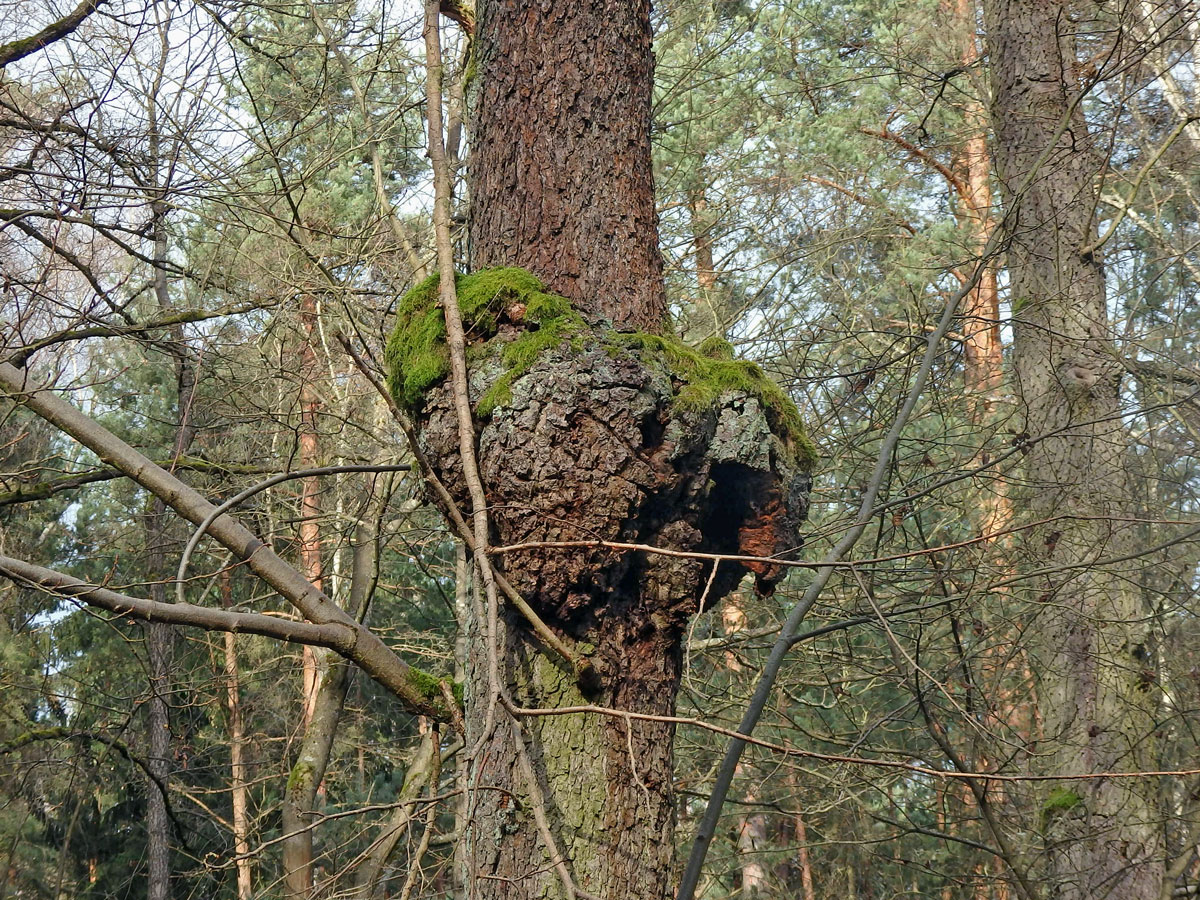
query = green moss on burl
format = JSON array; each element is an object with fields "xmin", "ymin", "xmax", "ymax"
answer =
[
  {"xmin": 385, "ymin": 267, "xmax": 582, "ymax": 410},
  {"xmin": 384, "ymin": 266, "xmax": 816, "ymax": 470},
  {"xmin": 606, "ymin": 332, "xmax": 818, "ymax": 471}
]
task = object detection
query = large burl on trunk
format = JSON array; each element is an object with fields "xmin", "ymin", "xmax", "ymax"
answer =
[{"xmin": 387, "ymin": 270, "xmax": 813, "ymax": 899}]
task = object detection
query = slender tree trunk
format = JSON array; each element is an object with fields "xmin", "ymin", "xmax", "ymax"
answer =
[
  {"xmin": 145, "ymin": 614, "xmax": 174, "ymax": 900},
  {"xmin": 145, "ymin": 173, "xmax": 199, "ymax": 900},
  {"xmin": 945, "ymin": 11, "xmax": 1022, "ymax": 895},
  {"xmin": 794, "ymin": 807, "xmax": 816, "ymax": 900},
  {"xmin": 685, "ymin": 175, "xmax": 723, "ymax": 341},
  {"xmin": 298, "ymin": 296, "xmax": 325, "ymax": 730},
  {"xmin": 353, "ymin": 727, "xmax": 438, "ymax": 898},
  {"xmin": 983, "ymin": 3, "xmax": 1163, "ymax": 898},
  {"xmin": 734, "ymin": 778, "xmax": 768, "ymax": 896},
  {"xmin": 282, "ymin": 657, "xmax": 350, "ymax": 899},
  {"xmin": 281, "ymin": 495, "xmax": 379, "ymax": 899},
  {"xmin": 220, "ymin": 570, "xmax": 253, "ymax": 900}
]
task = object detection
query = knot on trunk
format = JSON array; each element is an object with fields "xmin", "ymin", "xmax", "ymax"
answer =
[{"xmin": 388, "ymin": 268, "xmax": 814, "ymax": 636}]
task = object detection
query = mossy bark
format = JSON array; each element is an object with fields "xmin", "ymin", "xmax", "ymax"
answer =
[{"xmin": 411, "ymin": 324, "xmax": 810, "ymax": 900}]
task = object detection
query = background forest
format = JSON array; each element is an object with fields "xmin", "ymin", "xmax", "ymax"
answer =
[{"xmin": 2, "ymin": 0, "xmax": 1199, "ymax": 898}]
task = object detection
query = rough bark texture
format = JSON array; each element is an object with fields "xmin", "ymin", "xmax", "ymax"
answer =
[
  {"xmin": 467, "ymin": 0, "xmax": 666, "ymax": 331},
  {"xmin": 413, "ymin": 321, "xmax": 809, "ymax": 900},
  {"xmin": 442, "ymin": 4, "xmax": 808, "ymax": 896},
  {"xmin": 983, "ymin": 3, "xmax": 1163, "ymax": 898}
]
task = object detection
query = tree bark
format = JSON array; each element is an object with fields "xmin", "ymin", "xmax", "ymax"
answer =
[
  {"xmin": 468, "ymin": 0, "xmax": 666, "ymax": 331},
  {"xmin": 409, "ymin": 4, "xmax": 810, "ymax": 898},
  {"xmin": 282, "ymin": 493, "xmax": 379, "ymax": 899},
  {"xmin": 983, "ymin": 3, "xmax": 1163, "ymax": 897},
  {"xmin": 220, "ymin": 570, "xmax": 253, "ymax": 900}
]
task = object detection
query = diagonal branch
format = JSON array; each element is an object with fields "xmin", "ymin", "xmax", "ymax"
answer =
[
  {"xmin": 0, "ymin": 458, "xmax": 277, "ymax": 508},
  {"xmin": 0, "ymin": 553, "xmax": 356, "ymax": 649},
  {"xmin": 859, "ymin": 126, "xmax": 968, "ymax": 198},
  {"xmin": 0, "ymin": 0, "xmax": 106, "ymax": 68},
  {"xmin": 0, "ymin": 361, "xmax": 457, "ymax": 722}
]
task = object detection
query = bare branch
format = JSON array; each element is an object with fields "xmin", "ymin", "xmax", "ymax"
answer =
[
  {"xmin": 0, "ymin": 0, "xmax": 107, "ymax": 68},
  {"xmin": 0, "ymin": 553, "xmax": 357, "ymax": 649},
  {"xmin": 0, "ymin": 361, "xmax": 458, "ymax": 722}
]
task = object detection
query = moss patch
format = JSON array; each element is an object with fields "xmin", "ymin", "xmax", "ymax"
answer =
[
  {"xmin": 286, "ymin": 759, "xmax": 313, "ymax": 793},
  {"xmin": 606, "ymin": 331, "xmax": 818, "ymax": 470},
  {"xmin": 385, "ymin": 266, "xmax": 816, "ymax": 470},
  {"xmin": 1041, "ymin": 786, "xmax": 1083, "ymax": 827},
  {"xmin": 385, "ymin": 267, "xmax": 581, "ymax": 410},
  {"xmin": 476, "ymin": 289, "xmax": 585, "ymax": 416},
  {"xmin": 406, "ymin": 665, "xmax": 465, "ymax": 710}
]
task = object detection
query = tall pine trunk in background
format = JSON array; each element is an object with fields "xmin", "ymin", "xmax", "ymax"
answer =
[{"xmin": 983, "ymin": 3, "xmax": 1163, "ymax": 897}]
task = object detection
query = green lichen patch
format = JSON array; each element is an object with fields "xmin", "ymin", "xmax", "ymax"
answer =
[
  {"xmin": 385, "ymin": 267, "xmax": 581, "ymax": 410},
  {"xmin": 606, "ymin": 331, "xmax": 818, "ymax": 471},
  {"xmin": 1041, "ymin": 786, "xmax": 1083, "ymax": 826}
]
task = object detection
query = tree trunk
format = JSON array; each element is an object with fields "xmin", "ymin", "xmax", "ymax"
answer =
[
  {"xmin": 403, "ymin": 4, "xmax": 811, "ymax": 898},
  {"xmin": 298, "ymin": 295, "xmax": 325, "ymax": 730},
  {"xmin": 983, "ymin": 3, "xmax": 1163, "ymax": 898},
  {"xmin": 282, "ymin": 658, "xmax": 350, "ymax": 899},
  {"xmin": 144, "ymin": 175, "xmax": 199, "ymax": 900},
  {"xmin": 735, "ymin": 778, "xmax": 768, "ymax": 896},
  {"xmin": 220, "ymin": 570, "xmax": 253, "ymax": 900},
  {"xmin": 794, "ymin": 806, "xmax": 816, "ymax": 900},
  {"xmin": 411, "ymin": 281, "xmax": 809, "ymax": 900},
  {"xmin": 685, "ymin": 175, "xmax": 723, "ymax": 342},
  {"xmin": 468, "ymin": 0, "xmax": 666, "ymax": 331},
  {"xmin": 282, "ymin": 496, "xmax": 379, "ymax": 899}
]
